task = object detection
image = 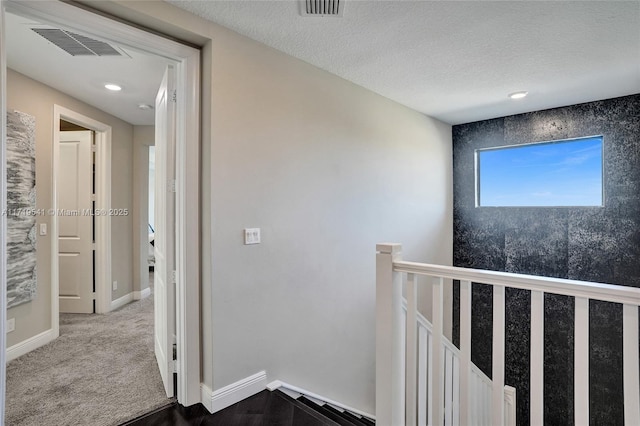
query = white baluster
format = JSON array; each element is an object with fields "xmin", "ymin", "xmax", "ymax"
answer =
[
  {"xmin": 401, "ymin": 307, "xmax": 406, "ymax": 426},
  {"xmin": 406, "ymin": 273, "xmax": 418, "ymax": 426},
  {"xmin": 428, "ymin": 332, "xmax": 433, "ymax": 425},
  {"xmin": 470, "ymin": 373, "xmax": 476, "ymax": 424},
  {"xmin": 453, "ymin": 354, "xmax": 460, "ymax": 426},
  {"xmin": 574, "ymin": 297, "xmax": 589, "ymax": 426},
  {"xmin": 432, "ymin": 277, "xmax": 444, "ymax": 425},
  {"xmin": 445, "ymin": 348, "xmax": 453, "ymax": 426},
  {"xmin": 503, "ymin": 386, "xmax": 517, "ymax": 426},
  {"xmin": 418, "ymin": 326, "xmax": 428, "ymax": 426},
  {"xmin": 623, "ymin": 304, "xmax": 640, "ymax": 425},
  {"xmin": 492, "ymin": 285, "xmax": 505, "ymax": 426},
  {"xmin": 482, "ymin": 376, "xmax": 488, "ymax": 426},
  {"xmin": 376, "ymin": 243, "xmax": 403, "ymax": 426},
  {"xmin": 530, "ymin": 290, "xmax": 544, "ymax": 426},
  {"xmin": 460, "ymin": 280, "xmax": 472, "ymax": 426}
]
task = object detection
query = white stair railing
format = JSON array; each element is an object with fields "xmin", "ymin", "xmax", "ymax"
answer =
[
  {"xmin": 376, "ymin": 243, "xmax": 640, "ymax": 426},
  {"xmin": 402, "ymin": 300, "xmax": 507, "ymax": 426}
]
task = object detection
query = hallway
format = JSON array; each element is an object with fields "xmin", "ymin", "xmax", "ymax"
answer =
[{"xmin": 5, "ymin": 276, "xmax": 168, "ymax": 425}]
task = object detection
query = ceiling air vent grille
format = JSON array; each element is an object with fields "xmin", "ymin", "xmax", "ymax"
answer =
[
  {"xmin": 31, "ymin": 28, "xmax": 121, "ymax": 57},
  {"xmin": 301, "ymin": 0, "xmax": 344, "ymax": 17}
]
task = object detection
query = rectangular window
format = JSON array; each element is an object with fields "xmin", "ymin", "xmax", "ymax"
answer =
[{"xmin": 476, "ymin": 136, "xmax": 603, "ymax": 207}]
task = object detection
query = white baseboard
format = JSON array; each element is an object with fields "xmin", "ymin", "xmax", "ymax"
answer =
[
  {"xmin": 201, "ymin": 384, "xmax": 213, "ymax": 412},
  {"xmin": 267, "ymin": 380, "xmax": 375, "ymax": 421},
  {"xmin": 110, "ymin": 292, "xmax": 133, "ymax": 310},
  {"xmin": 133, "ymin": 287, "xmax": 151, "ymax": 300},
  {"xmin": 201, "ymin": 371, "xmax": 268, "ymax": 413},
  {"xmin": 7, "ymin": 328, "xmax": 58, "ymax": 362}
]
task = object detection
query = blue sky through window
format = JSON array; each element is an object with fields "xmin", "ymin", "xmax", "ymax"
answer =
[{"xmin": 477, "ymin": 136, "xmax": 603, "ymax": 207}]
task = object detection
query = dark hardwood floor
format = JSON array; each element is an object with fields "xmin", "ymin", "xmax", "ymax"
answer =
[{"xmin": 120, "ymin": 389, "xmax": 375, "ymax": 426}]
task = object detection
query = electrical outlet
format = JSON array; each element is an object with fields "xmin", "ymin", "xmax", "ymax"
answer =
[
  {"xmin": 7, "ymin": 318, "xmax": 15, "ymax": 333},
  {"xmin": 112, "ymin": 281, "xmax": 118, "ymax": 291},
  {"xmin": 244, "ymin": 228, "xmax": 261, "ymax": 245}
]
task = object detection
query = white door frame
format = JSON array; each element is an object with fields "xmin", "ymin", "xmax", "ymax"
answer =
[
  {"xmin": 2, "ymin": 0, "xmax": 201, "ymax": 407},
  {"xmin": 53, "ymin": 106, "xmax": 112, "ymax": 317},
  {"xmin": 0, "ymin": 4, "xmax": 8, "ymax": 425}
]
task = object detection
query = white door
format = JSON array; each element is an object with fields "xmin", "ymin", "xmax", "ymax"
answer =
[
  {"xmin": 154, "ymin": 66, "xmax": 176, "ymax": 397},
  {"xmin": 58, "ymin": 130, "xmax": 94, "ymax": 314}
]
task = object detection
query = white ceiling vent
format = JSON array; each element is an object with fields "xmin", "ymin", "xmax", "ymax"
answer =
[
  {"xmin": 31, "ymin": 28, "xmax": 122, "ymax": 57},
  {"xmin": 300, "ymin": 0, "xmax": 344, "ymax": 17}
]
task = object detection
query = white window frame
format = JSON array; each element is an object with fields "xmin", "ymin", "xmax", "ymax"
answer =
[{"xmin": 475, "ymin": 135, "xmax": 605, "ymax": 208}]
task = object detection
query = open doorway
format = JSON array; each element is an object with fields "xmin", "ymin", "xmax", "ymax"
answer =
[
  {"xmin": 54, "ymin": 108, "xmax": 112, "ymax": 317},
  {"xmin": 132, "ymin": 126, "xmax": 156, "ymax": 307},
  {"xmin": 1, "ymin": 1, "xmax": 201, "ymax": 421}
]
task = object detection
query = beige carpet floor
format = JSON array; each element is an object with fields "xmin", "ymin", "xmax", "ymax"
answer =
[{"xmin": 5, "ymin": 280, "xmax": 171, "ymax": 426}]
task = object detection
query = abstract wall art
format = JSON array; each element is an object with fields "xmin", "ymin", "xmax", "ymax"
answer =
[{"xmin": 6, "ymin": 110, "xmax": 37, "ymax": 308}]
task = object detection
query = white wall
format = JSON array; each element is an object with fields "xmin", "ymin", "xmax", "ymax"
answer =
[
  {"xmin": 88, "ymin": 1, "xmax": 453, "ymax": 414},
  {"xmin": 208, "ymin": 33, "xmax": 452, "ymax": 413}
]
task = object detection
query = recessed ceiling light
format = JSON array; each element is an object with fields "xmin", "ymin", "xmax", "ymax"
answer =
[
  {"xmin": 508, "ymin": 91, "xmax": 528, "ymax": 100},
  {"xmin": 138, "ymin": 103, "xmax": 154, "ymax": 110},
  {"xmin": 105, "ymin": 83, "xmax": 122, "ymax": 92}
]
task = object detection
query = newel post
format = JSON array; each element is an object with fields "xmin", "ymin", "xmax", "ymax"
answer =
[{"xmin": 376, "ymin": 243, "xmax": 404, "ymax": 426}]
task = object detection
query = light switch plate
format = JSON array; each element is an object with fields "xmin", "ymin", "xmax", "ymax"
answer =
[
  {"xmin": 244, "ymin": 228, "xmax": 261, "ymax": 245},
  {"xmin": 39, "ymin": 223, "xmax": 47, "ymax": 236},
  {"xmin": 7, "ymin": 318, "xmax": 15, "ymax": 333}
]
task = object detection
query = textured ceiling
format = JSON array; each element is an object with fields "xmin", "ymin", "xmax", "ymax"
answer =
[{"xmin": 168, "ymin": 0, "xmax": 640, "ymax": 124}]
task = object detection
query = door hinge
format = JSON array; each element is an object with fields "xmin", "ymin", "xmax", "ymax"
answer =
[
  {"xmin": 168, "ymin": 179, "xmax": 176, "ymax": 193},
  {"xmin": 91, "ymin": 145, "xmax": 97, "ymax": 153},
  {"xmin": 171, "ymin": 89, "xmax": 177, "ymax": 103},
  {"xmin": 171, "ymin": 270, "xmax": 177, "ymax": 285}
]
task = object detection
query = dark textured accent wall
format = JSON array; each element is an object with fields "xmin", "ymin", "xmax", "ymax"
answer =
[{"xmin": 451, "ymin": 94, "xmax": 640, "ymax": 426}]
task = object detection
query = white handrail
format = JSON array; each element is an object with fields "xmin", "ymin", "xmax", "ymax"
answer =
[{"xmin": 393, "ymin": 260, "xmax": 640, "ymax": 305}]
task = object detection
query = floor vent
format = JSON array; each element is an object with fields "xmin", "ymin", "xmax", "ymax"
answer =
[
  {"xmin": 31, "ymin": 28, "xmax": 122, "ymax": 57},
  {"xmin": 300, "ymin": 0, "xmax": 344, "ymax": 17}
]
